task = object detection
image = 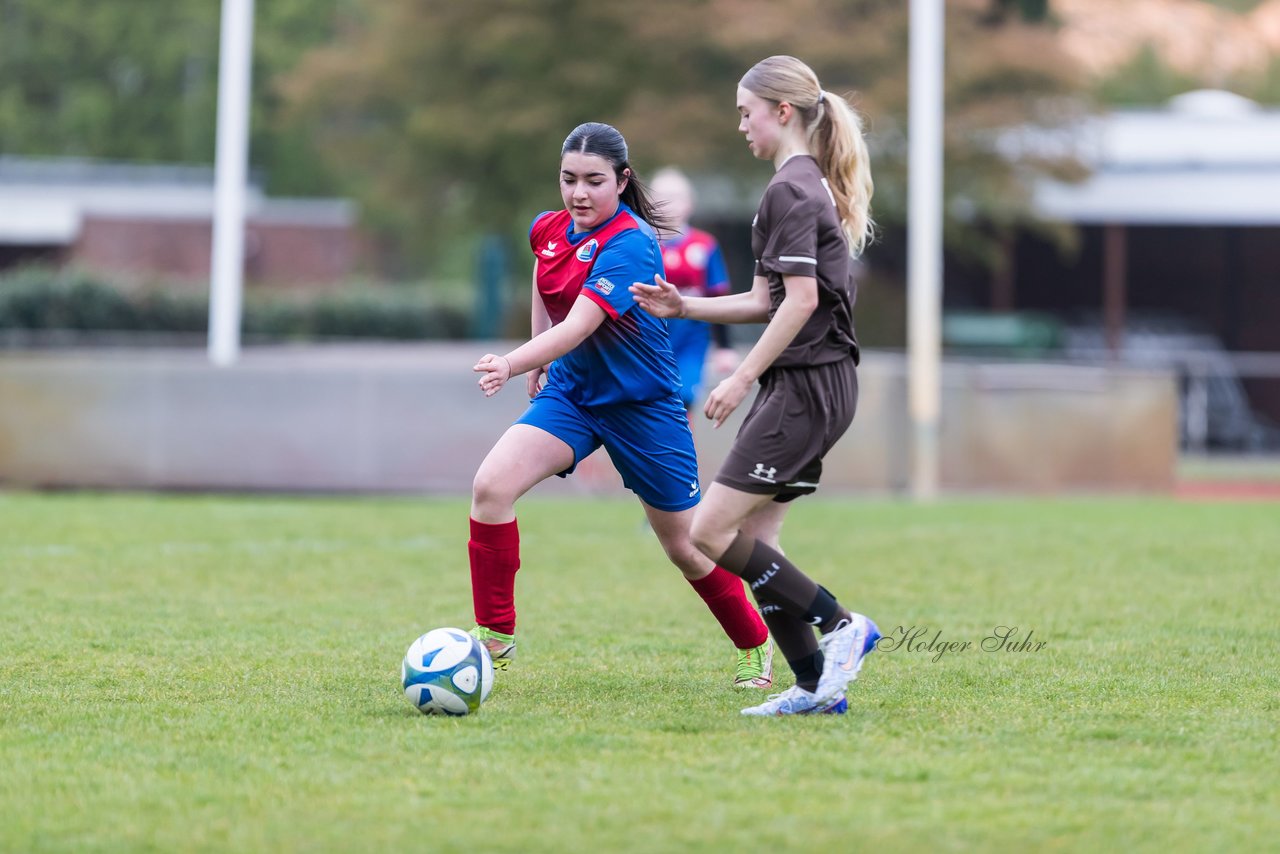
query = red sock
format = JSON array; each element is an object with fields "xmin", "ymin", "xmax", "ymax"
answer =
[
  {"xmin": 469, "ymin": 517, "xmax": 520, "ymax": 635},
  {"xmin": 688, "ymin": 567, "xmax": 768, "ymax": 649}
]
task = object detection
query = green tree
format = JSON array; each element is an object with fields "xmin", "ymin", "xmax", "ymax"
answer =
[
  {"xmin": 0, "ymin": 1, "xmax": 219, "ymax": 160},
  {"xmin": 0, "ymin": 0, "xmax": 1087, "ymax": 278},
  {"xmin": 985, "ymin": 0, "xmax": 1051, "ymax": 24},
  {"xmin": 0, "ymin": 0, "xmax": 346, "ymax": 194},
  {"xmin": 280, "ymin": 1, "xmax": 743, "ymax": 272},
  {"xmin": 283, "ymin": 0, "xmax": 1084, "ymax": 275}
]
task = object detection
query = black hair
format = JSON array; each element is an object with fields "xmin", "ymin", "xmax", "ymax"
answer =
[{"xmin": 560, "ymin": 122, "xmax": 671, "ymax": 231}]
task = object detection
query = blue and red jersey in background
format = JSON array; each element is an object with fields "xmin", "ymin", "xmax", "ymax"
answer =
[{"xmin": 660, "ymin": 228, "xmax": 731, "ymax": 408}]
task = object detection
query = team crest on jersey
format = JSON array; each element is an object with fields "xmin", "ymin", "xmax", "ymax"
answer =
[{"xmin": 576, "ymin": 239, "xmax": 599, "ymax": 262}]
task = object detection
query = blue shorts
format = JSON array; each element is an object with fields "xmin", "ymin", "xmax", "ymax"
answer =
[
  {"xmin": 673, "ymin": 341, "xmax": 707, "ymax": 410},
  {"xmin": 516, "ymin": 384, "xmax": 701, "ymax": 512},
  {"xmin": 668, "ymin": 318, "xmax": 711, "ymax": 410}
]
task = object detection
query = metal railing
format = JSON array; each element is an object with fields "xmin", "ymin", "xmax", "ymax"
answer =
[{"xmin": 1069, "ymin": 349, "xmax": 1280, "ymax": 453}]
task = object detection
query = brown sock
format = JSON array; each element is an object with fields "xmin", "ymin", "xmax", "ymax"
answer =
[
  {"xmin": 758, "ymin": 598, "xmax": 822, "ymax": 693},
  {"xmin": 718, "ymin": 532, "xmax": 848, "ymax": 630}
]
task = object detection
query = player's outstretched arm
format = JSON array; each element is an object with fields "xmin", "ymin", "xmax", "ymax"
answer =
[
  {"xmin": 630, "ymin": 274, "xmax": 771, "ymax": 325},
  {"xmin": 703, "ymin": 274, "xmax": 817, "ymax": 427},
  {"xmin": 628, "ymin": 274, "xmax": 683, "ymax": 317},
  {"xmin": 474, "ymin": 295, "xmax": 606, "ymax": 397}
]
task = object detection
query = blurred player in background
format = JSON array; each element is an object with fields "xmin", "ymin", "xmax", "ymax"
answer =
[
  {"xmin": 633, "ymin": 57, "xmax": 880, "ymax": 716},
  {"xmin": 649, "ymin": 168, "xmax": 739, "ymax": 418},
  {"xmin": 468, "ymin": 122, "xmax": 773, "ymax": 690}
]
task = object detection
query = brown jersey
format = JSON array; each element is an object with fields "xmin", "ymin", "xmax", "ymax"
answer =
[{"xmin": 751, "ymin": 155, "xmax": 859, "ymax": 367}]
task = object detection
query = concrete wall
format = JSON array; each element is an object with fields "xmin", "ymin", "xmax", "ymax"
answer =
[{"xmin": 0, "ymin": 344, "xmax": 1177, "ymax": 495}]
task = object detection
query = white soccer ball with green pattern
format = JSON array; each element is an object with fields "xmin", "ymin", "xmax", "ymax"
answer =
[{"xmin": 402, "ymin": 627, "xmax": 494, "ymax": 716}]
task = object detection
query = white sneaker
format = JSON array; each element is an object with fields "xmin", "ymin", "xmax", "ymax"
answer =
[
  {"xmin": 740, "ymin": 685, "xmax": 848, "ymax": 716},
  {"xmin": 813, "ymin": 613, "xmax": 880, "ymax": 704}
]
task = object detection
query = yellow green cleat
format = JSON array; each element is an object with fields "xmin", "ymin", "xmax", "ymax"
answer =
[
  {"xmin": 733, "ymin": 639, "xmax": 774, "ymax": 689},
  {"xmin": 469, "ymin": 625, "xmax": 516, "ymax": 671}
]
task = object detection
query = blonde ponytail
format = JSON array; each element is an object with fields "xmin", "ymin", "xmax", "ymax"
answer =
[
  {"xmin": 740, "ymin": 56, "xmax": 875, "ymax": 256},
  {"xmin": 813, "ymin": 90, "xmax": 875, "ymax": 256}
]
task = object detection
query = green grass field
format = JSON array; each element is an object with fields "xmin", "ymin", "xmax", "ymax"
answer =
[{"xmin": 1, "ymin": 492, "xmax": 1276, "ymax": 852}]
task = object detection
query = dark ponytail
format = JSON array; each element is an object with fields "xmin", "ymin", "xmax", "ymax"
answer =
[{"xmin": 561, "ymin": 122, "xmax": 671, "ymax": 232}]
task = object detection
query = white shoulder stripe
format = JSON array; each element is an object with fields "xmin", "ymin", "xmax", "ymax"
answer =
[
  {"xmin": 778, "ymin": 255, "xmax": 817, "ymax": 265},
  {"xmin": 820, "ymin": 177, "xmax": 837, "ymax": 207}
]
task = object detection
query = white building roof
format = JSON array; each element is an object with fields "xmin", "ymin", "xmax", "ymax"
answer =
[{"xmin": 1007, "ymin": 90, "xmax": 1280, "ymax": 225}]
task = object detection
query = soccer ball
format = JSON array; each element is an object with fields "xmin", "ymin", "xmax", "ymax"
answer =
[{"xmin": 401, "ymin": 627, "xmax": 494, "ymax": 716}]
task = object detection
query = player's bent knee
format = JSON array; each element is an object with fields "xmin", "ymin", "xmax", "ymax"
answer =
[
  {"xmin": 471, "ymin": 470, "xmax": 515, "ymax": 516},
  {"xmin": 668, "ymin": 552, "xmax": 711, "ymax": 582},
  {"xmin": 667, "ymin": 542, "xmax": 706, "ymax": 575},
  {"xmin": 688, "ymin": 518, "xmax": 729, "ymax": 563},
  {"xmin": 651, "ymin": 528, "xmax": 696, "ymax": 566}
]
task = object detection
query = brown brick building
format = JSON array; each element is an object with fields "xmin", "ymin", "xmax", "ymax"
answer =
[{"xmin": 0, "ymin": 157, "xmax": 359, "ymax": 286}]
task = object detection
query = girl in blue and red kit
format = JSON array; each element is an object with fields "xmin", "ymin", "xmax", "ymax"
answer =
[
  {"xmin": 467, "ymin": 122, "xmax": 773, "ymax": 690},
  {"xmin": 650, "ymin": 167, "xmax": 740, "ymax": 416}
]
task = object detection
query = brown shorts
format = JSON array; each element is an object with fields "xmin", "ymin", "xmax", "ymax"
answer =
[{"xmin": 714, "ymin": 357, "xmax": 858, "ymax": 501}]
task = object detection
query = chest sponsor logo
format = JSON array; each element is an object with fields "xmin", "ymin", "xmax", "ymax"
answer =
[{"xmin": 576, "ymin": 239, "xmax": 599, "ymax": 262}]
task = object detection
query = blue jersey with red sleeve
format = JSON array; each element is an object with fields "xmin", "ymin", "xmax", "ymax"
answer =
[
  {"xmin": 661, "ymin": 227, "xmax": 730, "ymax": 298},
  {"xmin": 660, "ymin": 227, "xmax": 731, "ymax": 371},
  {"xmin": 528, "ymin": 203, "xmax": 681, "ymax": 407}
]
